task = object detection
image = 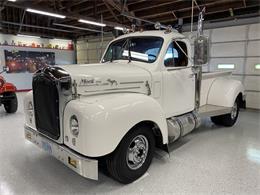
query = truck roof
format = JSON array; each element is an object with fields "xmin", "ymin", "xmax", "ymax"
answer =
[{"xmin": 113, "ymin": 30, "xmax": 185, "ymax": 42}]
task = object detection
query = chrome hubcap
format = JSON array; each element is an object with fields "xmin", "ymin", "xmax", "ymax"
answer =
[
  {"xmin": 126, "ymin": 135, "xmax": 149, "ymax": 170},
  {"xmin": 231, "ymin": 102, "xmax": 238, "ymax": 120}
]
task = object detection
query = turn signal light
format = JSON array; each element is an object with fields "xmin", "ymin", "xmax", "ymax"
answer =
[{"xmin": 68, "ymin": 157, "xmax": 77, "ymax": 168}]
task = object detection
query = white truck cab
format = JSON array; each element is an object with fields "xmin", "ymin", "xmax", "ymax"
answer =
[{"xmin": 24, "ymin": 20, "xmax": 246, "ymax": 184}]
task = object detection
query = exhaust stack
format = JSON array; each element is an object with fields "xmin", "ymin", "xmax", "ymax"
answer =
[{"xmin": 193, "ymin": 8, "xmax": 209, "ymax": 110}]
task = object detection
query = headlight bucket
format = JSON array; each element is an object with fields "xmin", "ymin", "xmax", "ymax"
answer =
[{"xmin": 70, "ymin": 115, "xmax": 79, "ymax": 137}]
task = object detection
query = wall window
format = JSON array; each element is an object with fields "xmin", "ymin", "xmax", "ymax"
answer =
[
  {"xmin": 255, "ymin": 64, "xmax": 260, "ymax": 70},
  {"xmin": 217, "ymin": 64, "xmax": 235, "ymax": 69},
  {"xmin": 164, "ymin": 41, "xmax": 188, "ymax": 67}
]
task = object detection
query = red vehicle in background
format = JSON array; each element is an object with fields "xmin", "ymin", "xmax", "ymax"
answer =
[{"xmin": 0, "ymin": 67, "xmax": 18, "ymax": 113}]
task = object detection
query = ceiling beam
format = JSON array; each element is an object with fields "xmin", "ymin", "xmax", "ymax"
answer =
[
  {"xmin": 103, "ymin": 0, "xmax": 120, "ymax": 23},
  {"xmin": 148, "ymin": 3, "xmax": 259, "ymax": 24},
  {"xmin": 105, "ymin": 0, "xmax": 134, "ymax": 22},
  {"xmin": 70, "ymin": 1, "xmax": 104, "ymax": 12},
  {"xmin": 60, "ymin": 0, "xmax": 88, "ymax": 11},
  {"xmin": 136, "ymin": 0, "xmax": 245, "ymax": 19},
  {"xmin": 243, "ymin": 0, "xmax": 247, "ymax": 7},
  {"xmin": 2, "ymin": 21, "xmax": 75, "ymax": 33},
  {"xmin": 128, "ymin": 0, "xmax": 182, "ymax": 12},
  {"xmin": 5, "ymin": 2, "xmax": 125, "ymax": 28}
]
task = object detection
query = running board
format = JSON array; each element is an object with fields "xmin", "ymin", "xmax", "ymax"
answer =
[{"xmin": 198, "ymin": 104, "xmax": 232, "ymax": 118}]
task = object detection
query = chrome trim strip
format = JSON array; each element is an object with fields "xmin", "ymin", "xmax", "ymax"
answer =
[
  {"xmin": 79, "ymin": 83, "xmax": 109, "ymax": 87},
  {"xmin": 233, "ymin": 74, "xmax": 260, "ymax": 77},
  {"xmin": 120, "ymin": 81, "xmax": 144, "ymax": 85},
  {"xmin": 166, "ymin": 66, "xmax": 191, "ymax": 71},
  {"xmin": 245, "ymin": 90, "xmax": 260, "ymax": 93},
  {"xmin": 85, "ymin": 86, "xmax": 141, "ymax": 93},
  {"xmin": 202, "ymin": 71, "xmax": 232, "ymax": 79},
  {"xmin": 211, "ymin": 56, "xmax": 260, "ymax": 58}
]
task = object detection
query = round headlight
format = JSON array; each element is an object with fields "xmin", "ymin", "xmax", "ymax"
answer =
[{"xmin": 70, "ymin": 115, "xmax": 79, "ymax": 137}]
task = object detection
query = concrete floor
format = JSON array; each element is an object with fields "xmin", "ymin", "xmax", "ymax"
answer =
[{"xmin": 0, "ymin": 92, "xmax": 260, "ymax": 195}]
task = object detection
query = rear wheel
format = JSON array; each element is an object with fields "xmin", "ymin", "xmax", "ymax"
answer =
[
  {"xmin": 4, "ymin": 92, "xmax": 18, "ymax": 113},
  {"xmin": 106, "ymin": 125, "xmax": 155, "ymax": 184},
  {"xmin": 211, "ymin": 98, "xmax": 239, "ymax": 127}
]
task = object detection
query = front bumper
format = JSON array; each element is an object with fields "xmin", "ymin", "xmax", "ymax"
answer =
[{"xmin": 24, "ymin": 125, "xmax": 98, "ymax": 180}]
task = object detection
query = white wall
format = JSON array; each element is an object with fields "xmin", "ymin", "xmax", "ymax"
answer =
[
  {"xmin": 0, "ymin": 33, "xmax": 75, "ymax": 90},
  {"xmin": 77, "ymin": 34, "xmax": 114, "ymax": 64}
]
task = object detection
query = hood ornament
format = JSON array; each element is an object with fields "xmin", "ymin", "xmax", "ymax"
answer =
[{"xmin": 107, "ymin": 79, "xmax": 118, "ymax": 86}]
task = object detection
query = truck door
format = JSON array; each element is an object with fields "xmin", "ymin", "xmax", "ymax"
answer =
[{"xmin": 162, "ymin": 40, "xmax": 195, "ymax": 117}]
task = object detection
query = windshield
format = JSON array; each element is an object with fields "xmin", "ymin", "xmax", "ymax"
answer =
[{"xmin": 102, "ymin": 36, "xmax": 164, "ymax": 63}]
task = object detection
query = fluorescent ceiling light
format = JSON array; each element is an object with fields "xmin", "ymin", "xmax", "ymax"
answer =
[
  {"xmin": 17, "ymin": 34, "xmax": 40, "ymax": 39},
  {"xmin": 8, "ymin": 0, "xmax": 16, "ymax": 2},
  {"xmin": 114, "ymin": 26, "xmax": 124, "ymax": 31},
  {"xmin": 26, "ymin": 8, "xmax": 66, "ymax": 19},
  {"xmin": 78, "ymin": 19, "xmax": 106, "ymax": 27},
  {"xmin": 218, "ymin": 64, "xmax": 235, "ymax": 69},
  {"xmin": 255, "ymin": 64, "xmax": 260, "ymax": 70}
]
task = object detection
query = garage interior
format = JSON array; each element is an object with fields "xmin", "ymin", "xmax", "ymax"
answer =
[{"xmin": 0, "ymin": 0, "xmax": 260, "ymax": 194}]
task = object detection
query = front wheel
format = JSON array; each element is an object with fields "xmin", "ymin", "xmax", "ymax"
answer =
[
  {"xmin": 211, "ymin": 98, "xmax": 239, "ymax": 127},
  {"xmin": 4, "ymin": 92, "xmax": 18, "ymax": 113},
  {"xmin": 106, "ymin": 125, "xmax": 155, "ymax": 184}
]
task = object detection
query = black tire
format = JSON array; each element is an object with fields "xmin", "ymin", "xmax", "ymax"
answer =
[
  {"xmin": 4, "ymin": 92, "xmax": 18, "ymax": 113},
  {"xmin": 106, "ymin": 125, "xmax": 155, "ymax": 184},
  {"xmin": 211, "ymin": 98, "xmax": 239, "ymax": 127}
]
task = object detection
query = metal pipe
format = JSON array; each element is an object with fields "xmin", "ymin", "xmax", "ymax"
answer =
[
  {"xmin": 2, "ymin": 21, "xmax": 73, "ymax": 33},
  {"xmin": 191, "ymin": 0, "xmax": 194, "ymax": 32},
  {"xmin": 197, "ymin": 7, "xmax": 205, "ymax": 36},
  {"xmin": 18, "ymin": 10, "xmax": 26, "ymax": 33},
  {"xmin": 194, "ymin": 8, "xmax": 206, "ymax": 111},
  {"xmin": 53, "ymin": 23, "xmax": 108, "ymax": 33},
  {"xmin": 100, "ymin": 14, "xmax": 104, "ymax": 60}
]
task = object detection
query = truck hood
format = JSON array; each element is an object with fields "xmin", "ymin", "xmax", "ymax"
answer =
[{"xmin": 60, "ymin": 63, "xmax": 152, "ymax": 96}]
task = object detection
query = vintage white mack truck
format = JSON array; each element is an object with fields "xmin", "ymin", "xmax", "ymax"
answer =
[{"xmin": 24, "ymin": 12, "xmax": 246, "ymax": 184}]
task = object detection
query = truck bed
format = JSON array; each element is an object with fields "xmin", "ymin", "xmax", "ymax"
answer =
[{"xmin": 202, "ymin": 71, "xmax": 232, "ymax": 80}]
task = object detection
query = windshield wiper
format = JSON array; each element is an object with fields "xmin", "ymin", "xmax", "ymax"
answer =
[
  {"xmin": 110, "ymin": 49, "xmax": 113, "ymax": 62},
  {"xmin": 127, "ymin": 39, "xmax": 131, "ymax": 63}
]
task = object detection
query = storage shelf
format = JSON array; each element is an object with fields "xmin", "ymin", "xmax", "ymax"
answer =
[{"xmin": 0, "ymin": 44, "xmax": 74, "ymax": 51}]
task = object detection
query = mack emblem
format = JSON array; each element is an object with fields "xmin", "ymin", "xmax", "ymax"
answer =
[{"xmin": 107, "ymin": 79, "xmax": 118, "ymax": 86}]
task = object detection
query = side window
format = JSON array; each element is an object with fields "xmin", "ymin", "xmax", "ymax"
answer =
[{"xmin": 164, "ymin": 41, "xmax": 188, "ymax": 67}]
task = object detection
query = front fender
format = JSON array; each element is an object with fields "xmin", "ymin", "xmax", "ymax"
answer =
[
  {"xmin": 63, "ymin": 93, "xmax": 168, "ymax": 157},
  {"xmin": 0, "ymin": 83, "xmax": 16, "ymax": 94},
  {"xmin": 207, "ymin": 77, "xmax": 245, "ymax": 107}
]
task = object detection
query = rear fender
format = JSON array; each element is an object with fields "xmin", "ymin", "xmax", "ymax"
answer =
[
  {"xmin": 207, "ymin": 77, "xmax": 245, "ymax": 107},
  {"xmin": 63, "ymin": 93, "xmax": 168, "ymax": 157}
]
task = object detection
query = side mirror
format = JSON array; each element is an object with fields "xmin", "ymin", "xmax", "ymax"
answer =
[
  {"xmin": 3, "ymin": 66, "xmax": 9, "ymax": 72},
  {"xmin": 194, "ymin": 35, "xmax": 209, "ymax": 65}
]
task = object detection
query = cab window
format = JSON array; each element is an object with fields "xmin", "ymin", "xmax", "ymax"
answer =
[{"xmin": 164, "ymin": 41, "xmax": 188, "ymax": 67}]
